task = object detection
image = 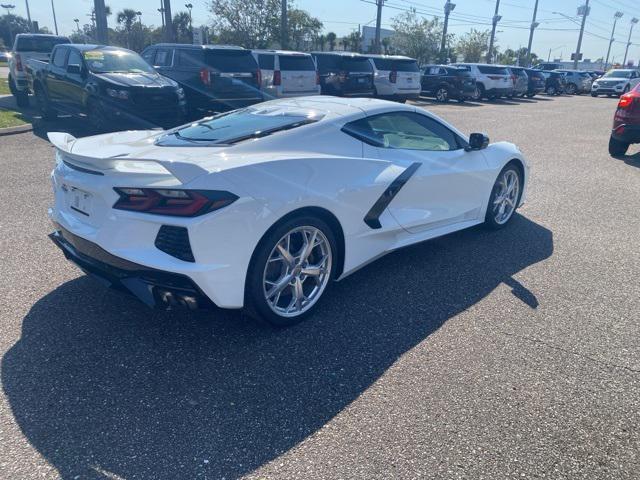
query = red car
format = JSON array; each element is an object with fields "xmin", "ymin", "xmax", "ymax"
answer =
[{"xmin": 609, "ymin": 84, "xmax": 640, "ymax": 156}]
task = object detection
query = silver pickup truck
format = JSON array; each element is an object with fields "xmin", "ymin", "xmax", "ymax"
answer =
[{"xmin": 8, "ymin": 33, "xmax": 70, "ymax": 107}]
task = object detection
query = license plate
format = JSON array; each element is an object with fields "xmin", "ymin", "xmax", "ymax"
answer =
[
  {"xmin": 358, "ymin": 77, "xmax": 365, "ymax": 84},
  {"xmin": 69, "ymin": 187, "xmax": 93, "ymax": 217}
]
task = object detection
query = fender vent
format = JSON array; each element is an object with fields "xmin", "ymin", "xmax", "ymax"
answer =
[{"xmin": 155, "ymin": 226, "xmax": 195, "ymax": 262}]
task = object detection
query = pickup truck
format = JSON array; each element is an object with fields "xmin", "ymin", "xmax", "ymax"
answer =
[
  {"xmin": 27, "ymin": 43, "xmax": 187, "ymax": 130},
  {"xmin": 8, "ymin": 33, "xmax": 70, "ymax": 107}
]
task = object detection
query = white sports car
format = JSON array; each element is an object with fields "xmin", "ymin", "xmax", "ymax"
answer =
[{"xmin": 48, "ymin": 96, "xmax": 529, "ymax": 326}]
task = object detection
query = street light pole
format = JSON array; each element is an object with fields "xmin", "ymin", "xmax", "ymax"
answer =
[
  {"xmin": 440, "ymin": 1, "xmax": 455, "ymax": 63},
  {"xmin": 623, "ymin": 18, "xmax": 638, "ymax": 67},
  {"xmin": 486, "ymin": 0, "xmax": 501, "ymax": 63},
  {"xmin": 163, "ymin": 0, "xmax": 174, "ymax": 42},
  {"xmin": 50, "ymin": 0, "xmax": 58, "ymax": 35},
  {"xmin": 605, "ymin": 12, "xmax": 623, "ymax": 71},
  {"xmin": 280, "ymin": 0, "xmax": 287, "ymax": 49},
  {"xmin": 525, "ymin": 0, "xmax": 539, "ymax": 67},
  {"xmin": 374, "ymin": 0, "xmax": 383, "ymax": 54},
  {"xmin": 73, "ymin": 18, "xmax": 80, "ymax": 35},
  {"xmin": 1, "ymin": 4, "xmax": 15, "ymax": 47},
  {"xmin": 185, "ymin": 3, "xmax": 193, "ymax": 40},
  {"xmin": 573, "ymin": 1, "xmax": 590, "ymax": 69},
  {"xmin": 24, "ymin": 0, "xmax": 33, "ymax": 32}
]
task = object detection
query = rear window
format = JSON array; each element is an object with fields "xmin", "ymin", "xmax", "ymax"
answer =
[
  {"xmin": 451, "ymin": 68, "xmax": 472, "ymax": 77},
  {"xmin": 340, "ymin": 56, "xmax": 373, "ymax": 73},
  {"xmin": 314, "ymin": 54, "xmax": 340, "ymax": 71},
  {"xmin": 15, "ymin": 36, "xmax": 69, "ymax": 53},
  {"xmin": 160, "ymin": 107, "xmax": 321, "ymax": 145},
  {"xmin": 258, "ymin": 54, "xmax": 275, "ymax": 70},
  {"xmin": 204, "ymin": 50, "xmax": 257, "ymax": 72},
  {"xmin": 454, "ymin": 64, "xmax": 471, "ymax": 71},
  {"xmin": 478, "ymin": 65, "xmax": 508, "ymax": 75},
  {"xmin": 177, "ymin": 49, "xmax": 204, "ymax": 68},
  {"xmin": 395, "ymin": 59, "xmax": 419, "ymax": 72},
  {"xmin": 372, "ymin": 58, "xmax": 394, "ymax": 70},
  {"xmin": 279, "ymin": 55, "xmax": 315, "ymax": 71}
]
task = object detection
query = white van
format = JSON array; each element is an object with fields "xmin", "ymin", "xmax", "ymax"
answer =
[
  {"xmin": 366, "ymin": 54, "xmax": 421, "ymax": 102},
  {"xmin": 252, "ymin": 50, "xmax": 320, "ymax": 99}
]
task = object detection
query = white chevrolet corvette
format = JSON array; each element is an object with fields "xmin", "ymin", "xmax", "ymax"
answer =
[{"xmin": 48, "ymin": 96, "xmax": 529, "ymax": 326}]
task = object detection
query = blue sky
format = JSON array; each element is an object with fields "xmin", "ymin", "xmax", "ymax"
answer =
[{"xmin": 18, "ymin": 0, "xmax": 640, "ymax": 63}]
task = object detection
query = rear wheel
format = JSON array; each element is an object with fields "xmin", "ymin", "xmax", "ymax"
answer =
[
  {"xmin": 87, "ymin": 99, "xmax": 108, "ymax": 133},
  {"xmin": 591, "ymin": 92, "xmax": 598, "ymax": 97},
  {"xmin": 565, "ymin": 83, "xmax": 577, "ymax": 95},
  {"xmin": 435, "ymin": 86, "xmax": 449, "ymax": 103},
  {"xmin": 472, "ymin": 84, "xmax": 484, "ymax": 101},
  {"xmin": 485, "ymin": 164, "xmax": 522, "ymax": 229},
  {"xmin": 546, "ymin": 85, "xmax": 556, "ymax": 96},
  {"xmin": 9, "ymin": 76, "xmax": 29, "ymax": 107},
  {"xmin": 34, "ymin": 84, "xmax": 56, "ymax": 120},
  {"xmin": 245, "ymin": 215, "xmax": 337, "ymax": 327},
  {"xmin": 609, "ymin": 136, "xmax": 629, "ymax": 157}
]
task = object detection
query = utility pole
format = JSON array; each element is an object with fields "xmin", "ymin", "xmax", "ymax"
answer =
[
  {"xmin": 158, "ymin": 0, "xmax": 165, "ymax": 31},
  {"xmin": 24, "ymin": 0, "xmax": 33, "ymax": 32},
  {"xmin": 51, "ymin": 0, "xmax": 58, "ymax": 35},
  {"xmin": 605, "ymin": 12, "xmax": 623, "ymax": 70},
  {"xmin": 185, "ymin": 3, "xmax": 193, "ymax": 40},
  {"xmin": 374, "ymin": 0, "xmax": 383, "ymax": 54},
  {"xmin": 163, "ymin": 0, "xmax": 174, "ymax": 42},
  {"xmin": 525, "ymin": 0, "xmax": 539, "ymax": 67},
  {"xmin": 1, "ymin": 4, "xmax": 15, "ymax": 47},
  {"xmin": 93, "ymin": 0, "xmax": 108, "ymax": 44},
  {"xmin": 573, "ymin": 1, "xmax": 590, "ymax": 69},
  {"xmin": 623, "ymin": 18, "xmax": 639, "ymax": 66},
  {"xmin": 280, "ymin": 0, "xmax": 287, "ymax": 49},
  {"xmin": 440, "ymin": 1, "xmax": 455, "ymax": 63},
  {"xmin": 486, "ymin": 0, "xmax": 501, "ymax": 63}
]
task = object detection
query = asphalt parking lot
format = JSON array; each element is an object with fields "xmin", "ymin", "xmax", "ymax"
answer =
[{"xmin": 1, "ymin": 94, "xmax": 639, "ymax": 479}]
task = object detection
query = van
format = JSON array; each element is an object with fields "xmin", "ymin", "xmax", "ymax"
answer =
[{"xmin": 252, "ymin": 50, "xmax": 320, "ymax": 98}]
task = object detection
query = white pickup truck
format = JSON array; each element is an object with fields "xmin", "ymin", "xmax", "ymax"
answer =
[{"xmin": 8, "ymin": 33, "xmax": 70, "ymax": 107}]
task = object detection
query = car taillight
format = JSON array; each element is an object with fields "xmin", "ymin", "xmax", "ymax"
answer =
[
  {"xmin": 389, "ymin": 70, "xmax": 397, "ymax": 83},
  {"xmin": 255, "ymin": 69, "xmax": 262, "ymax": 85},
  {"xmin": 617, "ymin": 91, "xmax": 638, "ymax": 109},
  {"xmin": 15, "ymin": 53, "xmax": 23, "ymax": 72},
  {"xmin": 273, "ymin": 70, "xmax": 281, "ymax": 86},
  {"xmin": 113, "ymin": 188, "xmax": 238, "ymax": 217},
  {"xmin": 199, "ymin": 68, "xmax": 210, "ymax": 86}
]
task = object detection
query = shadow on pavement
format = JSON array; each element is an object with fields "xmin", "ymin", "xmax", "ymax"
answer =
[{"xmin": 2, "ymin": 216, "xmax": 553, "ymax": 479}]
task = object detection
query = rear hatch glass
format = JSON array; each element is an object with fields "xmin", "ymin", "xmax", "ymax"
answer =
[
  {"xmin": 478, "ymin": 65, "xmax": 509, "ymax": 75},
  {"xmin": 279, "ymin": 55, "xmax": 315, "ymax": 71},
  {"xmin": 15, "ymin": 36, "xmax": 69, "ymax": 53},
  {"xmin": 205, "ymin": 50, "xmax": 257, "ymax": 72},
  {"xmin": 395, "ymin": 59, "xmax": 419, "ymax": 72},
  {"xmin": 340, "ymin": 57, "xmax": 373, "ymax": 73}
]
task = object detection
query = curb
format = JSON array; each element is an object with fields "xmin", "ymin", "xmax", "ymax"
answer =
[{"xmin": 0, "ymin": 122, "xmax": 32, "ymax": 136}]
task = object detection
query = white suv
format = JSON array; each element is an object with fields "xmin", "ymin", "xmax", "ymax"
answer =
[
  {"xmin": 8, "ymin": 33, "xmax": 70, "ymax": 107},
  {"xmin": 252, "ymin": 50, "xmax": 320, "ymax": 99},
  {"xmin": 366, "ymin": 54, "xmax": 421, "ymax": 102},
  {"xmin": 591, "ymin": 69, "xmax": 640, "ymax": 97},
  {"xmin": 452, "ymin": 63, "xmax": 514, "ymax": 100}
]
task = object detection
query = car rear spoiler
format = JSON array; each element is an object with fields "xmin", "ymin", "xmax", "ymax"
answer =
[{"xmin": 47, "ymin": 132, "xmax": 210, "ymax": 184}]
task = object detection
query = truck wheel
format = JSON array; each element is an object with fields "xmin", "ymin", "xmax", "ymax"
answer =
[
  {"xmin": 34, "ymin": 85, "xmax": 57, "ymax": 120},
  {"xmin": 88, "ymin": 99, "xmax": 107, "ymax": 132},
  {"xmin": 9, "ymin": 76, "xmax": 29, "ymax": 107},
  {"xmin": 608, "ymin": 136, "xmax": 629, "ymax": 157}
]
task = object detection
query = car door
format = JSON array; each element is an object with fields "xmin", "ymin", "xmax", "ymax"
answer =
[
  {"xmin": 344, "ymin": 110, "xmax": 493, "ymax": 233},
  {"xmin": 421, "ymin": 67, "xmax": 439, "ymax": 94},
  {"xmin": 630, "ymin": 71, "xmax": 640, "ymax": 88},
  {"xmin": 60, "ymin": 48, "xmax": 86, "ymax": 113},
  {"xmin": 46, "ymin": 46, "xmax": 68, "ymax": 105}
]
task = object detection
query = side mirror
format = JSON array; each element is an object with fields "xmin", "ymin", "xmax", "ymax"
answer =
[
  {"xmin": 466, "ymin": 133, "xmax": 489, "ymax": 151},
  {"xmin": 67, "ymin": 64, "xmax": 81, "ymax": 75}
]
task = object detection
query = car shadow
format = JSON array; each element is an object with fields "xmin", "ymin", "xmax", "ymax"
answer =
[
  {"xmin": 616, "ymin": 150, "xmax": 640, "ymax": 167},
  {"xmin": 2, "ymin": 215, "xmax": 553, "ymax": 479}
]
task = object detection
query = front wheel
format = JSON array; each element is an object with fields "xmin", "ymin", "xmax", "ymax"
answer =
[
  {"xmin": 565, "ymin": 83, "xmax": 577, "ymax": 95},
  {"xmin": 546, "ymin": 86, "xmax": 556, "ymax": 96},
  {"xmin": 435, "ymin": 86, "xmax": 449, "ymax": 103},
  {"xmin": 485, "ymin": 164, "xmax": 522, "ymax": 229},
  {"xmin": 245, "ymin": 216, "xmax": 337, "ymax": 327},
  {"xmin": 591, "ymin": 92, "xmax": 598, "ymax": 97},
  {"xmin": 609, "ymin": 136, "xmax": 629, "ymax": 157},
  {"xmin": 34, "ymin": 85, "xmax": 56, "ymax": 120}
]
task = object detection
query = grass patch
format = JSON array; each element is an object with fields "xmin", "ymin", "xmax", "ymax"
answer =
[
  {"xmin": 0, "ymin": 109, "xmax": 28, "ymax": 128},
  {"xmin": 0, "ymin": 77, "xmax": 10, "ymax": 95}
]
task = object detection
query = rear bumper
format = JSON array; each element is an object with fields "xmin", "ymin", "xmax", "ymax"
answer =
[
  {"xmin": 611, "ymin": 124, "xmax": 640, "ymax": 144},
  {"xmin": 485, "ymin": 87, "xmax": 513, "ymax": 96},
  {"xmin": 49, "ymin": 225, "xmax": 214, "ymax": 310}
]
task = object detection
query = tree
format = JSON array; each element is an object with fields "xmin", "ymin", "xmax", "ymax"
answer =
[
  {"xmin": 288, "ymin": 8, "xmax": 322, "ymax": 51},
  {"xmin": 209, "ymin": 0, "xmax": 281, "ymax": 48},
  {"xmin": 381, "ymin": 36, "xmax": 391, "ymax": 54},
  {"xmin": 173, "ymin": 11, "xmax": 192, "ymax": 43},
  {"xmin": 116, "ymin": 9, "xmax": 138, "ymax": 48},
  {"xmin": 326, "ymin": 31, "xmax": 337, "ymax": 51},
  {"xmin": 390, "ymin": 9, "xmax": 442, "ymax": 65},
  {"xmin": 317, "ymin": 34, "xmax": 326, "ymax": 51},
  {"xmin": 456, "ymin": 29, "xmax": 491, "ymax": 63},
  {"xmin": 345, "ymin": 30, "xmax": 361, "ymax": 52},
  {"xmin": 0, "ymin": 14, "xmax": 30, "ymax": 48}
]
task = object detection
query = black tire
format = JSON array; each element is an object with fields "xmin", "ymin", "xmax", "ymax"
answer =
[
  {"xmin": 34, "ymin": 84, "xmax": 57, "ymax": 120},
  {"xmin": 565, "ymin": 83, "xmax": 577, "ymax": 95},
  {"xmin": 8, "ymin": 76, "xmax": 29, "ymax": 107},
  {"xmin": 475, "ymin": 84, "xmax": 485, "ymax": 101},
  {"xmin": 608, "ymin": 136, "xmax": 629, "ymax": 157},
  {"xmin": 87, "ymin": 99, "xmax": 108, "ymax": 133},
  {"xmin": 435, "ymin": 86, "xmax": 449, "ymax": 103},
  {"xmin": 484, "ymin": 163, "xmax": 523, "ymax": 230},
  {"xmin": 457, "ymin": 97, "xmax": 466, "ymax": 103},
  {"xmin": 244, "ymin": 214, "xmax": 338, "ymax": 327},
  {"xmin": 591, "ymin": 93, "xmax": 598, "ymax": 97},
  {"xmin": 546, "ymin": 85, "xmax": 556, "ymax": 96}
]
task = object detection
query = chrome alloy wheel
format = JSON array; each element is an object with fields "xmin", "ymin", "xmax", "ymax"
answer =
[
  {"xmin": 492, "ymin": 170, "xmax": 520, "ymax": 225},
  {"xmin": 262, "ymin": 226, "xmax": 332, "ymax": 318},
  {"xmin": 436, "ymin": 87, "xmax": 449, "ymax": 102}
]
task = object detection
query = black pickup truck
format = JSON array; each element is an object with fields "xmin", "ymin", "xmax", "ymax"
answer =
[{"xmin": 27, "ymin": 44, "xmax": 186, "ymax": 130}]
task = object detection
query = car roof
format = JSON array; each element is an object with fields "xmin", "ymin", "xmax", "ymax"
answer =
[
  {"xmin": 15, "ymin": 33, "xmax": 68, "ymax": 39},
  {"xmin": 151, "ymin": 43, "xmax": 246, "ymax": 51},
  {"xmin": 252, "ymin": 49, "xmax": 311, "ymax": 56},
  {"xmin": 258, "ymin": 95, "xmax": 415, "ymax": 119},
  {"xmin": 64, "ymin": 44, "xmax": 133, "ymax": 53},
  {"xmin": 310, "ymin": 51, "xmax": 366, "ymax": 57},
  {"xmin": 365, "ymin": 54, "xmax": 416, "ymax": 61}
]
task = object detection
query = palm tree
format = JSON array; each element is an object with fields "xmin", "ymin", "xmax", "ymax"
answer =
[
  {"xmin": 116, "ymin": 9, "xmax": 138, "ymax": 48},
  {"xmin": 326, "ymin": 32, "xmax": 336, "ymax": 51},
  {"xmin": 317, "ymin": 34, "xmax": 326, "ymax": 51}
]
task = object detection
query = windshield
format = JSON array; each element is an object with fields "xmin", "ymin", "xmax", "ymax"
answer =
[
  {"xmin": 603, "ymin": 70, "xmax": 633, "ymax": 78},
  {"xmin": 84, "ymin": 49, "xmax": 155, "ymax": 74},
  {"xmin": 15, "ymin": 36, "xmax": 69, "ymax": 53},
  {"xmin": 160, "ymin": 107, "xmax": 321, "ymax": 145}
]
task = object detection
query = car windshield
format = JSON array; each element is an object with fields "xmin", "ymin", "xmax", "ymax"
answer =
[
  {"xmin": 84, "ymin": 49, "xmax": 155, "ymax": 74},
  {"xmin": 603, "ymin": 70, "xmax": 633, "ymax": 79},
  {"xmin": 15, "ymin": 36, "xmax": 69, "ymax": 53},
  {"xmin": 159, "ymin": 107, "xmax": 322, "ymax": 145}
]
